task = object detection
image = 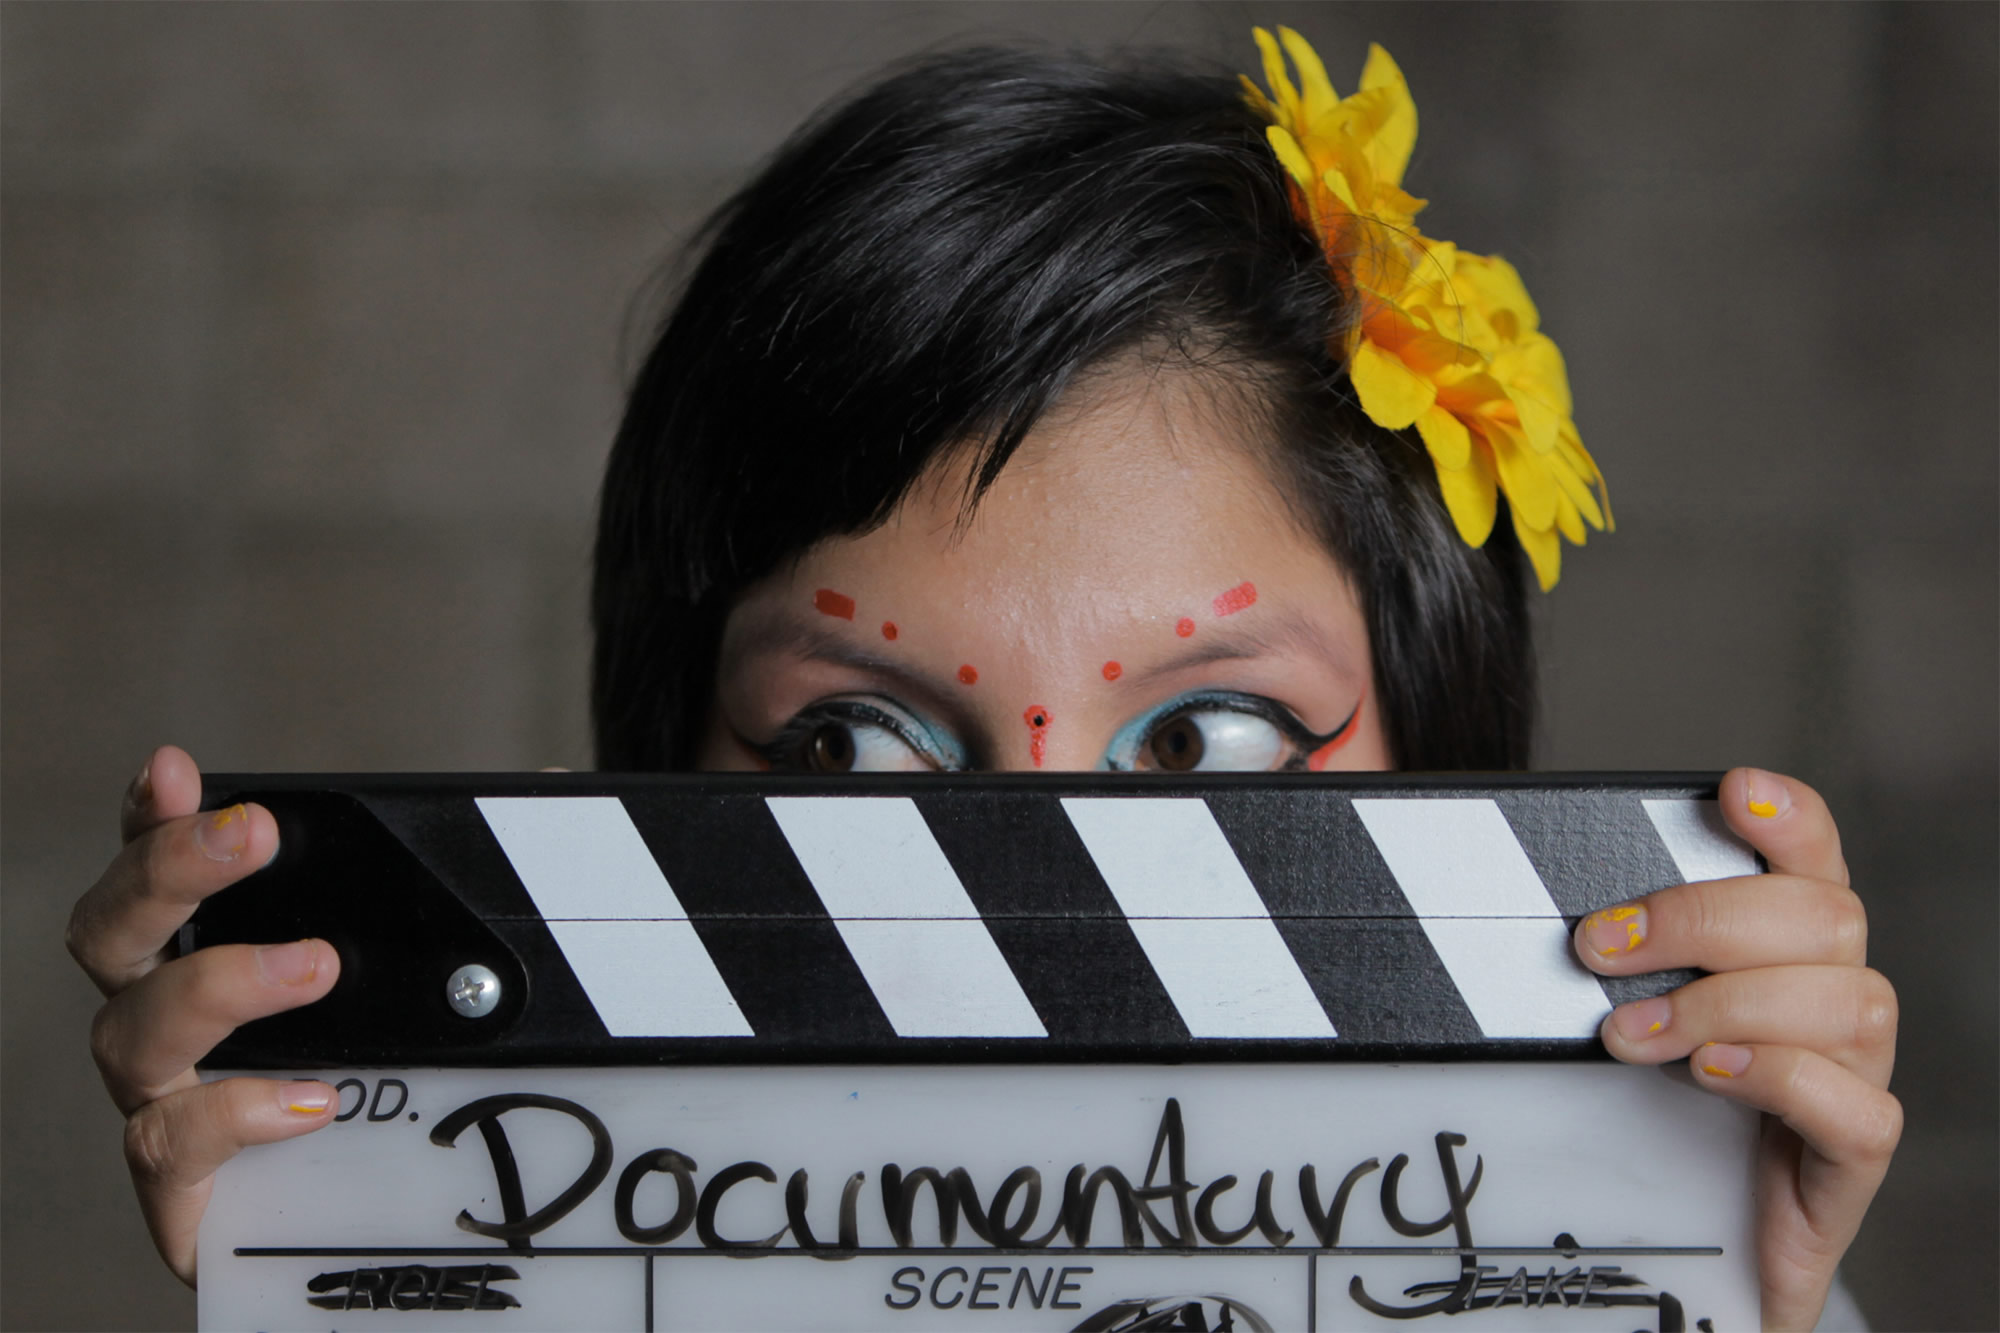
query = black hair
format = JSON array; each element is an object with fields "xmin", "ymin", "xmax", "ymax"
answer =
[{"xmin": 592, "ymin": 45, "xmax": 1533, "ymax": 772}]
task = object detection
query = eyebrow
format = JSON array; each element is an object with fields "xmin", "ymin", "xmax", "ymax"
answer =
[
  {"xmin": 722, "ymin": 612, "xmax": 972, "ymax": 719},
  {"xmin": 1117, "ymin": 610, "xmax": 1362, "ymax": 690},
  {"xmin": 728, "ymin": 604, "xmax": 1360, "ymax": 696}
]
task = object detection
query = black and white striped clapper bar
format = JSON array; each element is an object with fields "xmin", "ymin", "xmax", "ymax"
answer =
[{"xmin": 191, "ymin": 774, "xmax": 1765, "ymax": 1333}]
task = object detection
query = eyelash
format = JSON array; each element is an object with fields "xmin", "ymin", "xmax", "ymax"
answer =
[
  {"xmin": 1100, "ymin": 689, "xmax": 1343, "ymax": 773},
  {"xmin": 750, "ymin": 690, "xmax": 1356, "ymax": 774},
  {"xmin": 751, "ymin": 697, "xmax": 967, "ymax": 773}
]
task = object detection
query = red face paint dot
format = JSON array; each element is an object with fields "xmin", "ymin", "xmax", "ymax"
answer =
[
  {"xmin": 957, "ymin": 664, "xmax": 979, "ymax": 686},
  {"xmin": 1175, "ymin": 617, "xmax": 1195, "ymax": 638},
  {"xmin": 1212, "ymin": 581, "xmax": 1257, "ymax": 617},
  {"xmin": 813, "ymin": 588, "xmax": 856, "ymax": 620},
  {"xmin": 881, "ymin": 621, "xmax": 899, "ymax": 641},
  {"xmin": 1101, "ymin": 660, "xmax": 1122, "ymax": 681},
  {"xmin": 1023, "ymin": 706, "xmax": 1052, "ymax": 768}
]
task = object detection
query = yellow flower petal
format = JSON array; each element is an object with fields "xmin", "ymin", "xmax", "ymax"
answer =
[
  {"xmin": 1357, "ymin": 43, "xmax": 1417, "ymax": 187},
  {"xmin": 1436, "ymin": 445, "xmax": 1499, "ymax": 547},
  {"xmin": 1549, "ymin": 453, "xmax": 1605, "ymax": 530},
  {"xmin": 1252, "ymin": 28, "xmax": 1300, "ymax": 126},
  {"xmin": 1455, "ymin": 252, "xmax": 1539, "ymax": 337},
  {"xmin": 1278, "ymin": 26, "xmax": 1339, "ymax": 124},
  {"xmin": 1369, "ymin": 181, "xmax": 1428, "ymax": 227},
  {"xmin": 1512, "ymin": 332, "xmax": 1572, "ymax": 417},
  {"xmin": 1372, "ymin": 304, "xmax": 1480, "ymax": 378},
  {"xmin": 1320, "ymin": 161, "xmax": 1361, "ymax": 215},
  {"xmin": 1506, "ymin": 382, "xmax": 1562, "ymax": 455},
  {"xmin": 1487, "ymin": 423, "xmax": 1559, "ymax": 530},
  {"xmin": 1239, "ymin": 74, "xmax": 1275, "ymax": 122},
  {"xmin": 1266, "ymin": 126, "xmax": 1315, "ymax": 192},
  {"xmin": 1554, "ymin": 490, "xmax": 1586, "ymax": 544},
  {"xmin": 1416, "ymin": 404, "xmax": 1472, "ymax": 471},
  {"xmin": 1555, "ymin": 425, "xmax": 1613, "ymax": 530},
  {"xmin": 1350, "ymin": 337, "xmax": 1436, "ymax": 430},
  {"xmin": 1511, "ymin": 503, "xmax": 1562, "ymax": 591}
]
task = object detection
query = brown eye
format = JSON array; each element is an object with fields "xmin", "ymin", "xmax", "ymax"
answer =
[
  {"xmin": 1148, "ymin": 716, "xmax": 1206, "ymax": 772},
  {"xmin": 806, "ymin": 723, "xmax": 856, "ymax": 773}
]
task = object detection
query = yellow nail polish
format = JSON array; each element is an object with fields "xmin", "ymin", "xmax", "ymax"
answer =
[
  {"xmin": 1745, "ymin": 775, "xmax": 1780, "ymax": 818},
  {"xmin": 280, "ymin": 1081, "xmax": 332, "ymax": 1115},
  {"xmin": 195, "ymin": 804, "xmax": 250, "ymax": 861},
  {"xmin": 1610, "ymin": 995, "xmax": 1671, "ymax": 1044},
  {"xmin": 1582, "ymin": 904, "xmax": 1646, "ymax": 956},
  {"xmin": 1697, "ymin": 1042, "xmax": 1753, "ymax": 1078}
]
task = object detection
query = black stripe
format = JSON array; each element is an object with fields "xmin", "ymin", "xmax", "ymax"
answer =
[
  {"xmin": 1206, "ymin": 792, "xmax": 1480, "ymax": 1043},
  {"xmin": 1204, "ymin": 790, "xmax": 1414, "ymax": 919},
  {"xmin": 1494, "ymin": 789, "xmax": 1693, "ymax": 917},
  {"xmin": 1496, "ymin": 790, "xmax": 1703, "ymax": 1006},
  {"xmin": 920, "ymin": 791, "xmax": 1189, "ymax": 1045},
  {"xmin": 623, "ymin": 793, "xmax": 895, "ymax": 1044},
  {"xmin": 1270, "ymin": 919, "xmax": 1483, "ymax": 1046}
]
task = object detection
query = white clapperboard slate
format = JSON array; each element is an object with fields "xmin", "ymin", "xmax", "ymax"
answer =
[{"xmin": 189, "ymin": 773, "xmax": 1765, "ymax": 1333}]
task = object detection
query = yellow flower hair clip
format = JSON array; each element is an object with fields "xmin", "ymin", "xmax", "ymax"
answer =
[{"xmin": 1243, "ymin": 27, "xmax": 1610, "ymax": 589}]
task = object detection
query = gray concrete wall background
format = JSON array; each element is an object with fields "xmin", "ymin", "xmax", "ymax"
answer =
[{"xmin": 2, "ymin": 3, "xmax": 1993, "ymax": 1328}]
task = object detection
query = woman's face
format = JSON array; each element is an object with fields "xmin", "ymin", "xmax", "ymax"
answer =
[{"xmin": 698, "ymin": 370, "xmax": 1390, "ymax": 775}]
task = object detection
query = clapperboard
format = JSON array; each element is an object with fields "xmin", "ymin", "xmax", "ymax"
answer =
[{"xmin": 191, "ymin": 774, "xmax": 1764, "ymax": 1332}]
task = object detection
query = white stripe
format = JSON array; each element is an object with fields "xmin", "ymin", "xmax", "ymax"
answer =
[
  {"xmin": 765, "ymin": 797, "xmax": 1045, "ymax": 1038},
  {"xmin": 1353, "ymin": 799, "xmax": 1606, "ymax": 1039},
  {"xmin": 476, "ymin": 797, "xmax": 751, "ymax": 1037},
  {"xmin": 543, "ymin": 920, "xmax": 753, "ymax": 1037},
  {"xmin": 1643, "ymin": 800, "xmax": 1761, "ymax": 884},
  {"xmin": 1060, "ymin": 798, "xmax": 1334, "ymax": 1039},
  {"xmin": 476, "ymin": 795, "xmax": 693, "ymax": 921}
]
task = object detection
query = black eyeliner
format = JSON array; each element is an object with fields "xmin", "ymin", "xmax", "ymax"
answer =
[
  {"xmin": 1106, "ymin": 689, "xmax": 1358, "ymax": 773},
  {"xmin": 749, "ymin": 697, "xmax": 963, "ymax": 773}
]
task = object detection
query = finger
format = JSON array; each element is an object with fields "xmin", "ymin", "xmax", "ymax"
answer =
[
  {"xmin": 68, "ymin": 803, "xmax": 281, "ymax": 995},
  {"xmin": 126, "ymin": 1075, "xmax": 339, "ymax": 1285},
  {"xmin": 1573, "ymin": 874, "xmax": 1867, "ymax": 975},
  {"xmin": 121, "ymin": 745, "xmax": 203, "ymax": 844},
  {"xmin": 1680, "ymin": 1046, "xmax": 1901, "ymax": 1330},
  {"xmin": 1719, "ymin": 767, "xmax": 1849, "ymax": 887},
  {"xmin": 92, "ymin": 939, "xmax": 339, "ymax": 1113},
  {"xmin": 1596, "ymin": 965, "xmax": 1897, "ymax": 1087}
]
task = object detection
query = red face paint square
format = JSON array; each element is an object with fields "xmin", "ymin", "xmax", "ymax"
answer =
[
  {"xmin": 1212, "ymin": 581, "xmax": 1257, "ymax": 617},
  {"xmin": 813, "ymin": 589, "xmax": 856, "ymax": 620}
]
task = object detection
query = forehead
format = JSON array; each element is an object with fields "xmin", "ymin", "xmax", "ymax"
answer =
[{"xmin": 775, "ymin": 370, "xmax": 1346, "ymax": 627}]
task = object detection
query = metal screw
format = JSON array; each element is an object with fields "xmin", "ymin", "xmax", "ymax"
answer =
[{"xmin": 446, "ymin": 964, "xmax": 501, "ymax": 1018}]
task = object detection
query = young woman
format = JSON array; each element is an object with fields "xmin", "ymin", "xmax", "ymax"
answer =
[{"xmin": 67, "ymin": 32, "xmax": 1897, "ymax": 1329}]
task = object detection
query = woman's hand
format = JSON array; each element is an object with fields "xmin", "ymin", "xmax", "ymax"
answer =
[
  {"xmin": 67, "ymin": 745, "xmax": 341, "ymax": 1286},
  {"xmin": 1574, "ymin": 768, "xmax": 1899, "ymax": 1331}
]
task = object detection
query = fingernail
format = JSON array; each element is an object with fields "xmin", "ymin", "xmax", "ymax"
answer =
[
  {"xmin": 257, "ymin": 939, "xmax": 318, "ymax": 986},
  {"xmin": 1611, "ymin": 995, "xmax": 1673, "ymax": 1044},
  {"xmin": 1581, "ymin": 903, "xmax": 1647, "ymax": 957},
  {"xmin": 195, "ymin": 804, "xmax": 250, "ymax": 861},
  {"xmin": 279, "ymin": 1081, "xmax": 332, "ymax": 1115},
  {"xmin": 1697, "ymin": 1042, "xmax": 1754, "ymax": 1079},
  {"xmin": 130, "ymin": 756, "xmax": 154, "ymax": 810},
  {"xmin": 1744, "ymin": 771, "xmax": 1786, "ymax": 820}
]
